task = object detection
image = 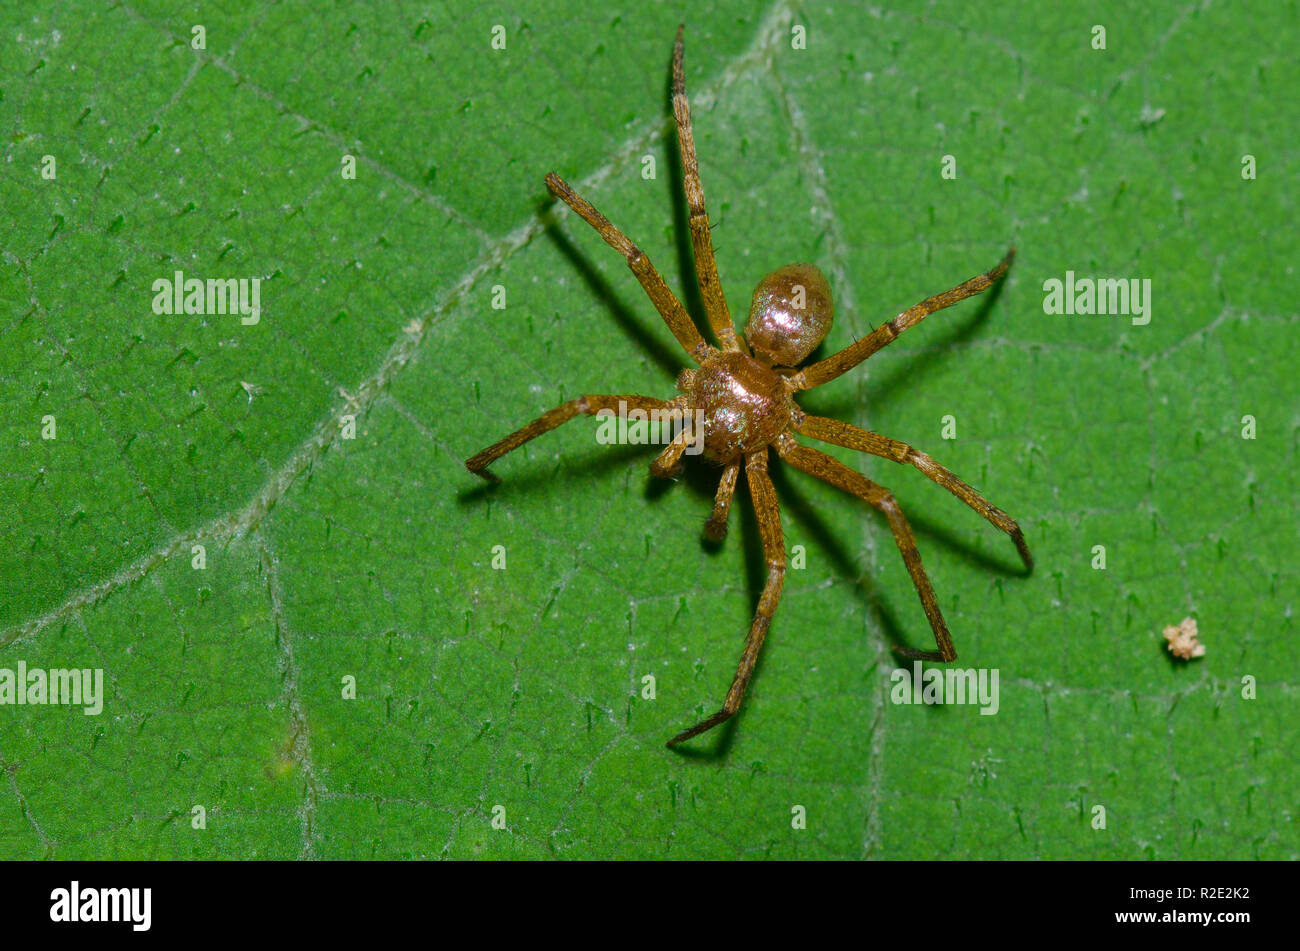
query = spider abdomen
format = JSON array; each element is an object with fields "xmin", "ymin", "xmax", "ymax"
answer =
[
  {"xmin": 745, "ymin": 263, "xmax": 834, "ymax": 366},
  {"xmin": 682, "ymin": 351, "xmax": 790, "ymax": 464}
]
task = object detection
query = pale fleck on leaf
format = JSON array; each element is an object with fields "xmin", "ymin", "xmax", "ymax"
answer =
[{"xmin": 1163, "ymin": 616, "xmax": 1206, "ymax": 660}]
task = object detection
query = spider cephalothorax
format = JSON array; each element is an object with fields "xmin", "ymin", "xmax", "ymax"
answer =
[
  {"xmin": 467, "ymin": 25, "xmax": 1032, "ymax": 747},
  {"xmin": 677, "ymin": 352, "xmax": 790, "ymax": 465}
]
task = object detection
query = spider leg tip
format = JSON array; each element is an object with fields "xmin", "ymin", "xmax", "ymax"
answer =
[
  {"xmin": 466, "ymin": 462, "xmax": 501, "ymax": 484},
  {"xmin": 891, "ymin": 645, "xmax": 954, "ymax": 663},
  {"xmin": 666, "ymin": 722, "xmax": 700, "ymax": 747},
  {"xmin": 1011, "ymin": 531, "xmax": 1033, "ymax": 572}
]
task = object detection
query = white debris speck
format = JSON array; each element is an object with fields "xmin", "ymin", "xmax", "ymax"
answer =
[
  {"xmin": 1162, "ymin": 616, "xmax": 1205, "ymax": 660},
  {"xmin": 1138, "ymin": 104, "xmax": 1166, "ymax": 127}
]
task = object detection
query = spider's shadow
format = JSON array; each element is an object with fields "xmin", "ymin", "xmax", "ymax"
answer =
[
  {"xmin": 800, "ymin": 270, "xmax": 1009, "ymax": 421},
  {"xmin": 652, "ymin": 427, "xmax": 1032, "ymax": 760},
  {"xmin": 794, "ymin": 272, "xmax": 1030, "ymax": 579},
  {"xmin": 653, "ymin": 460, "xmax": 761, "ymax": 761},
  {"xmin": 766, "ymin": 461, "xmax": 916, "ymax": 660},
  {"xmin": 899, "ymin": 505, "xmax": 1030, "ymax": 579},
  {"xmin": 537, "ymin": 209, "xmax": 685, "ymax": 381},
  {"xmin": 530, "ymin": 46, "xmax": 722, "ymax": 386},
  {"xmin": 652, "ymin": 455, "xmax": 919, "ymax": 762},
  {"xmin": 457, "ymin": 442, "xmax": 659, "ymax": 505}
]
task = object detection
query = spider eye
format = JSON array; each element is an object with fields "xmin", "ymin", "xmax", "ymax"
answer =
[{"xmin": 744, "ymin": 263, "xmax": 833, "ymax": 366}]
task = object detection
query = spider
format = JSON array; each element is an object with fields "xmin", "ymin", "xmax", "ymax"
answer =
[{"xmin": 467, "ymin": 25, "xmax": 1033, "ymax": 747}]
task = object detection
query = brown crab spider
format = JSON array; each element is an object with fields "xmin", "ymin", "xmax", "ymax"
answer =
[{"xmin": 467, "ymin": 25, "xmax": 1032, "ymax": 747}]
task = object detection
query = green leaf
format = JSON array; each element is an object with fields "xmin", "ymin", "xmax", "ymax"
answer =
[{"xmin": 1, "ymin": 1, "xmax": 1294, "ymax": 859}]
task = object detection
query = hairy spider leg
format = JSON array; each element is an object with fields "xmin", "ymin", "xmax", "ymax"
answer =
[
  {"xmin": 668, "ymin": 449, "xmax": 785, "ymax": 745},
  {"xmin": 466, "ymin": 394, "xmax": 681, "ymax": 482},
  {"xmin": 672, "ymin": 24, "xmax": 745, "ymax": 355},
  {"xmin": 704, "ymin": 461, "xmax": 740, "ymax": 541},
  {"xmin": 792, "ymin": 248, "xmax": 1015, "ymax": 390},
  {"xmin": 793, "ymin": 414, "xmax": 1032, "ymax": 571},
  {"xmin": 545, "ymin": 173, "xmax": 714, "ymax": 364},
  {"xmin": 776, "ymin": 435, "xmax": 957, "ymax": 662}
]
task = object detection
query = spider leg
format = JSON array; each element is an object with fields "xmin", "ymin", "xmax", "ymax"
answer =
[
  {"xmin": 649, "ymin": 420, "xmax": 698, "ymax": 478},
  {"xmin": 791, "ymin": 248, "xmax": 1014, "ymax": 391},
  {"xmin": 466, "ymin": 394, "xmax": 679, "ymax": 482},
  {"xmin": 672, "ymin": 25, "xmax": 745, "ymax": 355},
  {"xmin": 793, "ymin": 414, "xmax": 1033, "ymax": 571},
  {"xmin": 776, "ymin": 435, "xmax": 956, "ymax": 662},
  {"xmin": 545, "ymin": 173, "xmax": 713, "ymax": 364},
  {"xmin": 704, "ymin": 461, "xmax": 740, "ymax": 541},
  {"xmin": 668, "ymin": 449, "xmax": 784, "ymax": 746}
]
